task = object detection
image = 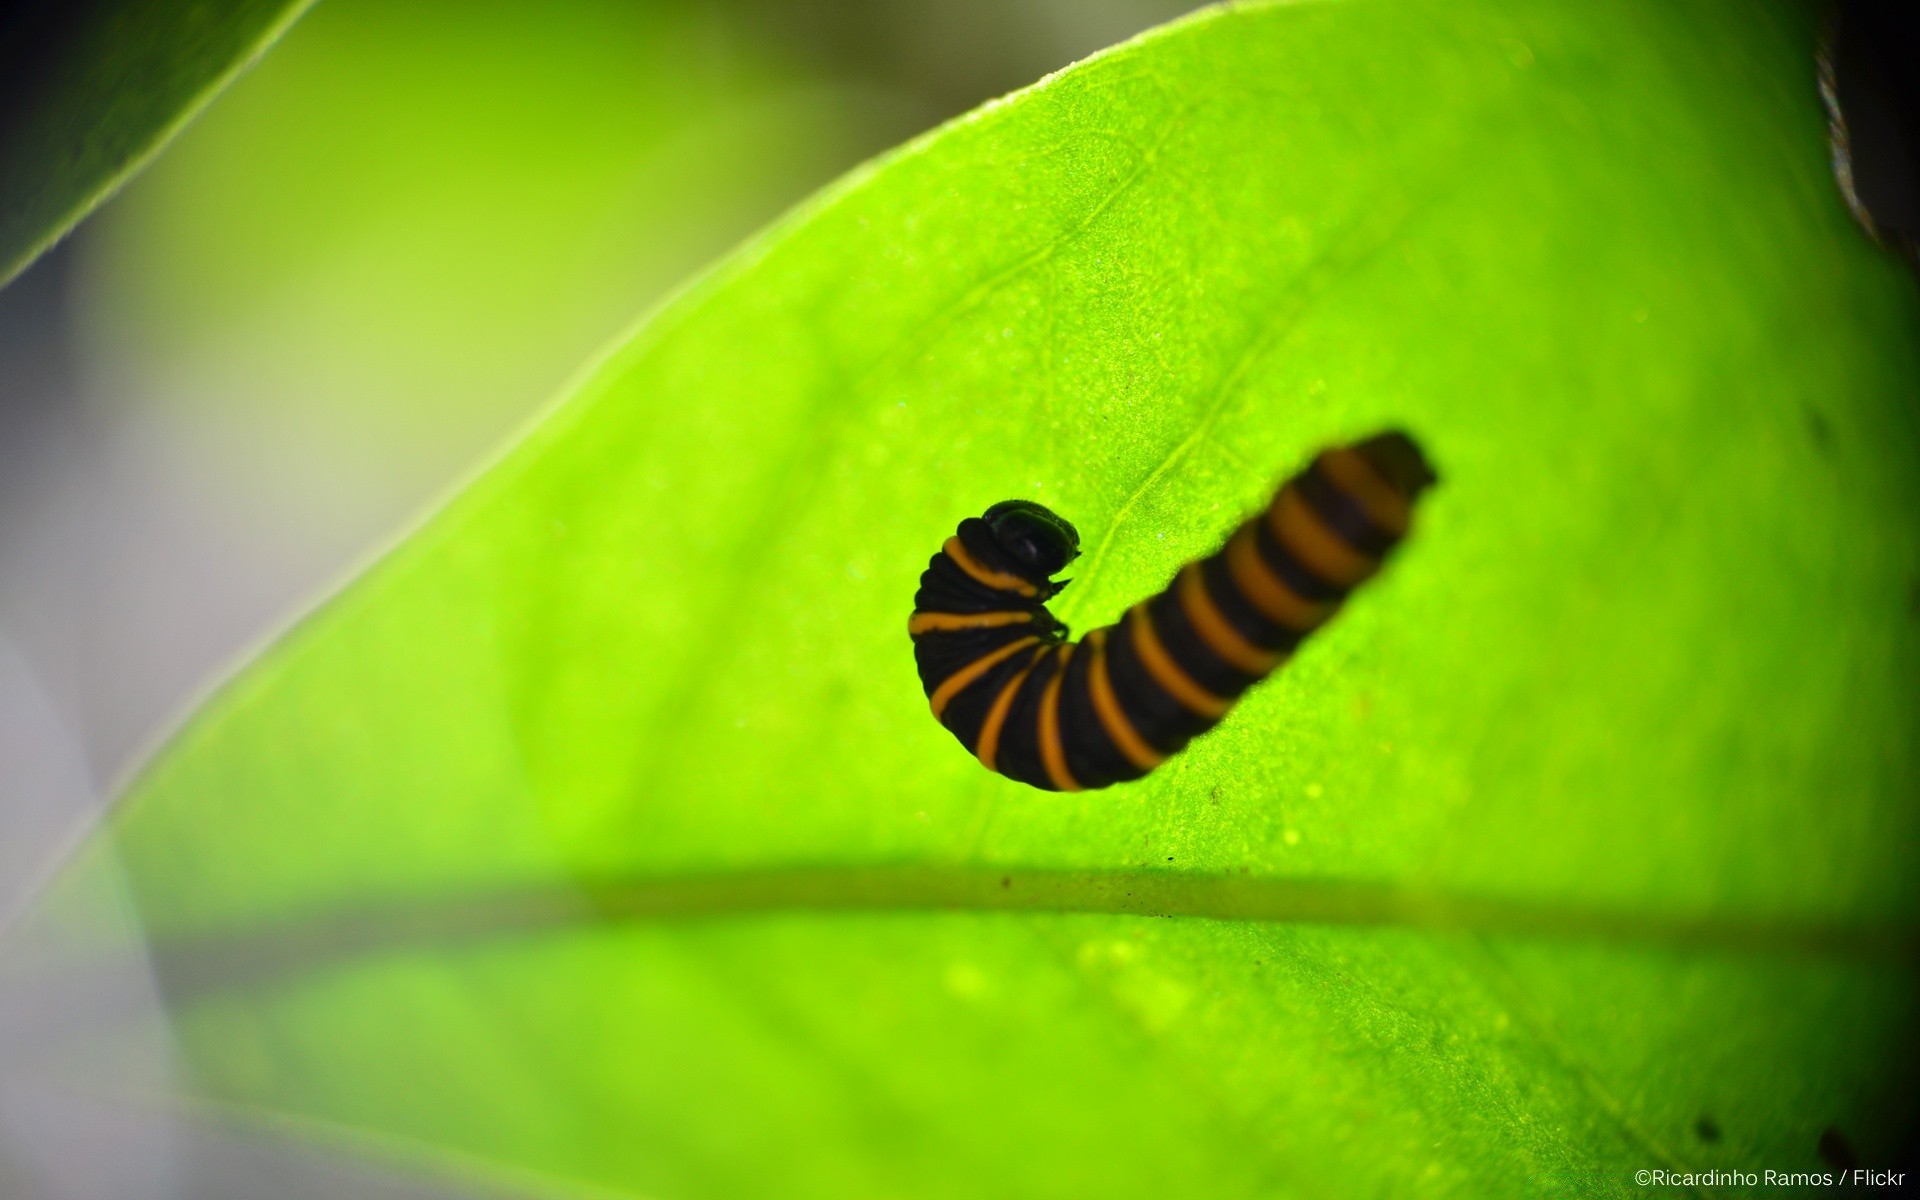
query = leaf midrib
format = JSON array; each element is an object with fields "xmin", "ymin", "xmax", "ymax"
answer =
[{"xmin": 116, "ymin": 865, "xmax": 1918, "ymax": 1008}]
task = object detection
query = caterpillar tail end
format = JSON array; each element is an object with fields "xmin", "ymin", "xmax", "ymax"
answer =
[{"xmin": 1353, "ymin": 429, "xmax": 1439, "ymax": 497}]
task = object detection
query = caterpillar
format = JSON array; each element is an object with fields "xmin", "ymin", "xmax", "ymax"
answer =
[{"xmin": 908, "ymin": 430, "xmax": 1436, "ymax": 790}]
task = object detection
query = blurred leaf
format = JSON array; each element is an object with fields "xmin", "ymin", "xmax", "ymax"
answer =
[
  {"xmin": 10, "ymin": 0, "xmax": 1920, "ymax": 1196},
  {"xmin": 73, "ymin": 0, "xmax": 914, "ymax": 541},
  {"xmin": 0, "ymin": 0, "xmax": 313, "ymax": 287}
]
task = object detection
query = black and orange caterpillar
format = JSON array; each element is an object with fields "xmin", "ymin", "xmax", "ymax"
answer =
[{"xmin": 908, "ymin": 431, "xmax": 1436, "ymax": 790}]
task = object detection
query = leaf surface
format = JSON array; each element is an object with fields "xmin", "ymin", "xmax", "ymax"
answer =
[{"xmin": 8, "ymin": 0, "xmax": 1920, "ymax": 1195}]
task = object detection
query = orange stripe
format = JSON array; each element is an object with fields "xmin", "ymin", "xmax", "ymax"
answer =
[
  {"xmin": 1225, "ymin": 523, "xmax": 1332, "ymax": 632},
  {"xmin": 944, "ymin": 536, "xmax": 1039, "ymax": 597},
  {"xmin": 929, "ymin": 636, "xmax": 1039, "ymax": 719},
  {"xmin": 1086, "ymin": 629, "xmax": 1163, "ymax": 771},
  {"xmin": 1176, "ymin": 563, "xmax": 1283, "ymax": 676},
  {"xmin": 1037, "ymin": 645, "xmax": 1081, "ymax": 792},
  {"xmin": 908, "ymin": 610, "xmax": 1033, "ymax": 636},
  {"xmin": 1127, "ymin": 606, "xmax": 1231, "ymax": 719},
  {"xmin": 1318, "ymin": 447, "xmax": 1410, "ymax": 536},
  {"xmin": 1266, "ymin": 486, "xmax": 1375, "ymax": 588},
  {"xmin": 975, "ymin": 645, "xmax": 1044, "ymax": 771}
]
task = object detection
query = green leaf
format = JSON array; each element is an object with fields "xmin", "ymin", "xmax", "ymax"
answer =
[
  {"xmin": 9, "ymin": 0, "xmax": 1920, "ymax": 1196},
  {"xmin": 0, "ymin": 0, "xmax": 313, "ymax": 287}
]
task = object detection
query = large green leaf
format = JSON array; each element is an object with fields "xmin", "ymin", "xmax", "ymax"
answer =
[
  {"xmin": 8, "ymin": 0, "xmax": 1919, "ymax": 1195},
  {"xmin": 0, "ymin": 0, "xmax": 313, "ymax": 287}
]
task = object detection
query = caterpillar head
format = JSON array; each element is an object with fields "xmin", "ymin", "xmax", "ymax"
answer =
[{"xmin": 983, "ymin": 499, "xmax": 1080, "ymax": 581}]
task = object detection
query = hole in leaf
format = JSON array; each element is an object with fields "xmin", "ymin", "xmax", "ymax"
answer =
[{"xmin": 1820, "ymin": 0, "xmax": 1920, "ymax": 258}]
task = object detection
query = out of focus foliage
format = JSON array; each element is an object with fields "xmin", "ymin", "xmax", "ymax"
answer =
[
  {"xmin": 73, "ymin": 0, "xmax": 917, "ymax": 540},
  {"xmin": 0, "ymin": 0, "xmax": 312, "ymax": 285}
]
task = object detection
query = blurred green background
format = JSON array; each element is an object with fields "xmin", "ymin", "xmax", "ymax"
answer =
[{"xmin": 0, "ymin": 2, "xmax": 1190, "ymax": 1195}]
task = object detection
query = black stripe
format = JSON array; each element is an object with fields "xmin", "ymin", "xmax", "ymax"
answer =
[
  {"xmin": 1057, "ymin": 642, "xmax": 1145, "ymax": 789},
  {"xmin": 1297, "ymin": 459, "xmax": 1396, "ymax": 557},
  {"xmin": 1253, "ymin": 508, "xmax": 1349, "ymax": 603},
  {"xmin": 1102, "ymin": 616, "xmax": 1215, "ymax": 754},
  {"xmin": 914, "ymin": 552, "xmax": 1062, "ymax": 623},
  {"xmin": 913, "ymin": 555, "xmax": 1011, "ymax": 613},
  {"xmin": 986, "ymin": 646, "xmax": 1061, "ymax": 790},
  {"xmin": 1199, "ymin": 553, "xmax": 1307, "ymax": 654},
  {"xmin": 913, "ymin": 625, "xmax": 1036, "ymax": 699},
  {"xmin": 928, "ymin": 641, "xmax": 1042, "ymax": 754},
  {"xmin": 1145, "ymin": 586, "xmax": 1260, "ymax": 698}
]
